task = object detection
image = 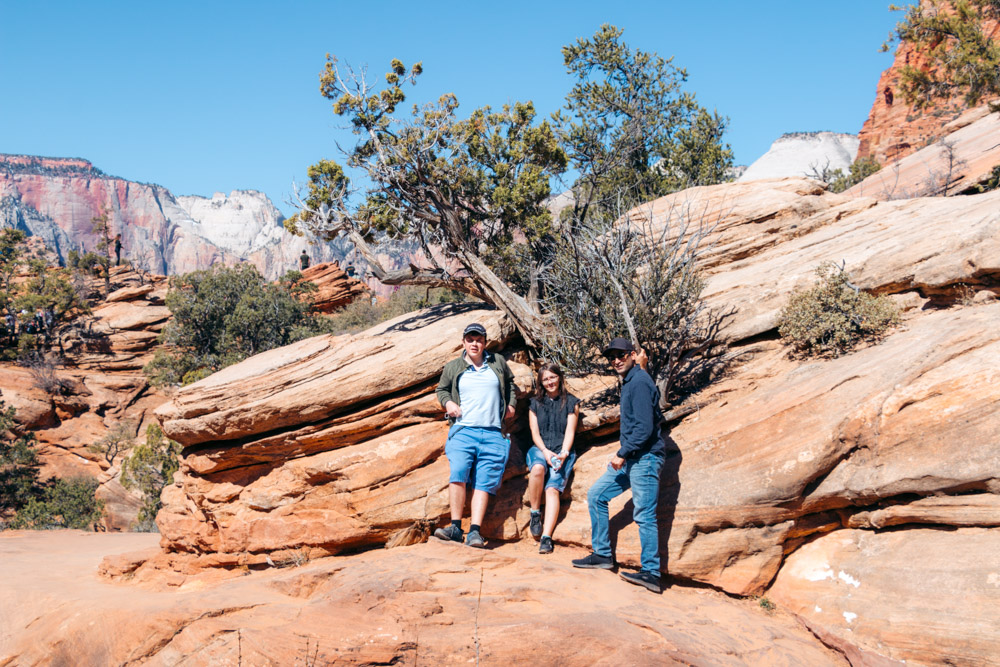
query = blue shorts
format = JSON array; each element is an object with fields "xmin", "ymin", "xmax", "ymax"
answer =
[
  {"xmin": 525, "ymin": 447, "xmax": 576, "ymax": 493},
  {"xmin": 445, "ymin": 425, "xmax": 511, "ymax": 494}
]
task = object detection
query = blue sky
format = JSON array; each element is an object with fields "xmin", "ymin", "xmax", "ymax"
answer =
[{"xmin": 1, "ymin": 1, "xmax": 902, "ymax": 215}]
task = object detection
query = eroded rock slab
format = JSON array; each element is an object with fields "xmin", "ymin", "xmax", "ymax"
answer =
[{"xmin": 768, "ymin": 528, "xmax": 1000, "ymax": 666}]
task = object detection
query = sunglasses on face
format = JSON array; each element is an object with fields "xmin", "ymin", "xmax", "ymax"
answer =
[{"xmin": 605, "ymin": 351, "xmax": 628, "ymax": 361}]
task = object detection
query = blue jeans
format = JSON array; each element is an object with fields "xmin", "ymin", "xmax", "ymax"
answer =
[{"xmin": 587, "ymin": 450, "xmax": 664, "ymax": 573}]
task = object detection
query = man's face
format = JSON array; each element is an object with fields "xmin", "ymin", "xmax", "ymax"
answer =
[
  {"xmin": 463, "ymin": 333, "xmax": 486, "ymax": 359},
  {"xmin": 605, "ymin": 349, "xmax": 635, "ymax": 377}
]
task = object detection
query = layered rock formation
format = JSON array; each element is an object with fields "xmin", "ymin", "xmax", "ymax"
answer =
[
  {"xmin": 855, "ymin": 4, "xmax": 1000, "ymax": 165},
  {"xmin": 738, "ymin": 132, "xmax": 859, "ymax": 183},
  {"xmin": 134, "ymin": 176, "xmax": 1000, "ymax": 664},
  {"xmin": 0, "ymin": 154, "xmax": 337, "ymax": 280},
  {"xmin": 297, "ymin": 261, "xmax": 368, "ymax": 313},
  {"xmin": 1, "ymin": 266, "xmax": 170, "ymax": 529}
]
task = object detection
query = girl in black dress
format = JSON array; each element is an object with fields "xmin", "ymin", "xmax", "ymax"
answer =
[{"xmin": 526, "ymin": 363, "xmax": 580, "ymax": 554}]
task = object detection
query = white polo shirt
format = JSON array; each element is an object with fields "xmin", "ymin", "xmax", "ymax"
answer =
[{"xmin": 456, "ymin": 357, "xmax": 502, "ymax": 429}]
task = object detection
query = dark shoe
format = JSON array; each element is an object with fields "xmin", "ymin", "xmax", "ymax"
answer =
[
  {"xmin": 465, "ymin": 530, "xmax": 486, "ymax": 548},
  {"xmin": 572, "ymin": 552, "xmax": 614, "ymax": 569},
  {"xmin": 620, "ymin": 570, "xmax": 661, "ymax": 593},
  {"xmin": 529, "ymin": 512, "xmax": 543, "ymax": 538},
  {"xmin": 433, "ymin": 524, "xmax": 463, "ymax": 543},
  {"xmin": 538, "ymin": 536, "xmax": 554, "ymax": 554}
]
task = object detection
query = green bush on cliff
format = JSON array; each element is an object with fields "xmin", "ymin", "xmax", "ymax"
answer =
[
  {"xmin": 0, "ymin": 402, "xmax": 42, "ymax": 515},
  {"xmin": 144, "ymin": 264, "xmax": 336, "ymax": 386},
  {"xmin": 825, "ymin": 157, "xmax": 882, "ymax": 193},
  {"xmin": 120, "ymin": 423, "xmax": 181, "ymax": 532},
  {"xmin": 778, "ymin": 262, "xmax": 900, "ymax": 358},
  {"xmin": 8, "ymin": 477, "xmax": 104, "ymax": 530},
  {"xmin": 1, "ymin": 400, "xmax": 104, "ymax": 530}
]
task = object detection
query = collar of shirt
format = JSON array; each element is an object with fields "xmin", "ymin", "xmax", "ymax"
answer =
[
  {"xmin": 622, "ymin": 364, "xmax": 641, "ymax": 384},
  {"xmin": 462, "ymin": 350, "xmax": 492, "ymax": 371}
]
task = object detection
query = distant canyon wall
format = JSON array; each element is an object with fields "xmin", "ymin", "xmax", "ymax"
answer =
[{"xmin": 0, "ymin": 154, "xmax": 342, "ymax": 280}]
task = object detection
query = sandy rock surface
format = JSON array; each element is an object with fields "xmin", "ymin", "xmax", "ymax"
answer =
[
  {"xmin": 849, "ymin": 105, "xmax": 1000, "ymax": 200},
  {"xmin": 0, "ymin": 530, "xmax": 846, "ymax": 666},
  {"xmin": 768, "ymin": 528, "xmax": 1000, "ymax": 666}
]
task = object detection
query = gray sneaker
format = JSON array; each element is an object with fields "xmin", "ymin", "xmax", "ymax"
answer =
[
  {"xmin": 538, "ymin": 536, "xmax": 554, "ymax": 554},
  {"xmin": 571, "ymin": 552, "xmax": 614, "ymax": 569},
  {"xmin": 433, "ymin": 524, "xmax": 463, "ymax": 543},
  {"xmin": 619, "ymin": 570, "xmax": 661, "ymax": 593},
  {"xmin": 465, "ymin": 530, "xmax": 486, "ymax": 548},
  {"xmin": 529, "ymin": 512, "xmax": 543, "ymax": 538}
]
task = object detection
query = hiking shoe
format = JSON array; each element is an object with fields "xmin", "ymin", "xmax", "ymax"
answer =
[
  {"xmin": 529, "ymin": 512, "xmax": 543, "ymax": 538},
  {"xmin": 433, "ymin": 524, "xmax": 463, "ymax": 543},
  {"xmin": 571, "ymin": 552, "xmax": 614, "ymax": 569},
  {"xmin": 620, "ymin": 570, "xmax": 661, "ymax": 593},
  {"xmin": 538, "ymin": 536, "xmax": 554, "ymax": 554},
  {"xmin": 465, "ymin": 530, "xmax": 486, "ymax": 548}
]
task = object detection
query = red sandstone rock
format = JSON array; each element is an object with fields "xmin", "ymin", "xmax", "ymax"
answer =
[
  {"xmin": 848, "ymin": 105, "xmax": 1000, "ymax": 199},
  {"xmin": 298, "ymin": 261, "xmax": 367, "ymax": 313},
  {"xmin": 856, "ymin": 6, "xmax": 1000, "ymax": 165},
  {"xmin": 0, "ymin": 530, "xmax": 847, "ymax": 665}
]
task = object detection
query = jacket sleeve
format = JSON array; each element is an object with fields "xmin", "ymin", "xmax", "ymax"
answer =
[
  {"xmin": 435, "ymin": 362, "xmax": 455, "ymax": 409},
  {"xmin": 616, "ymin": 378, "xmax": 657, "ymax": 459},
  {"xmin": 501, "ymin": 355, "xmax": 517, "ymax": 410}
]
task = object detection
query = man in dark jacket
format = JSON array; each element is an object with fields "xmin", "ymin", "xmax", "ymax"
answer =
[
  {"xmin": 572, "ymin": 337, "xmax": 664, "ymax": 593},
  {"xmin": 433, "ymin": 322, "xmax": 516, "ymax": 548}
]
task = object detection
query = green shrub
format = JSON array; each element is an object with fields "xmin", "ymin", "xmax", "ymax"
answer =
[
  {"xmin": 144, "ymin": 264, "xmax": 337, "ymax": 386},
  {"xmin": 1, "ymin": 400, "xmax": 104, "ymax": 531},
  {"xmin": 0, "ymin": 402, "xmax": 41, "ymax": 514},
  {"xmin": 778, "ymin": 262, "xmax": 900, "ymax": 357},
  {"xmin": 8, "ymin": 477, "xmax": 104, "ymax": 530},
  {"xmin": 826, "ymin": 157, "xmax": 882, "ymax": 193},
  {"xmin": 120, "ymin": 424, "xmax": 181, "ymax": 532}
]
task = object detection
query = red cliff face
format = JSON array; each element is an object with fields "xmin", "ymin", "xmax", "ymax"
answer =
[{"xmin": 856, "ymin": 8, "xmax": 999, "ymax": 165}]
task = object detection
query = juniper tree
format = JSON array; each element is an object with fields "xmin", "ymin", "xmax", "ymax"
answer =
[{"xmin": 885, "ymin": 0, "xmax": 1000, "ymax": 109}]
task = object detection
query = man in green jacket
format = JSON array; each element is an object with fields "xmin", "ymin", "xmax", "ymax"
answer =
[{"xmin": 433, "ymin": 322, "xmax": 516, "ymax": 547}]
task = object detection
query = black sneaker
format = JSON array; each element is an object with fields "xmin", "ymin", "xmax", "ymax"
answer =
[
  {"xmin": 571, "ymin": 552, "xmax": 614, "ymax": 569},
  {"xmin": 433, "ymin": 524, "xmax": 463, "ymax": 543},
  {"xmin": 529, "ymin": 512, "xmax": 543, "ymax": 538},
  {"xmin": 465, "ymin": 530, "xmax": 486, "ymax": 548},
  {"xmin": 538, "ymin": 536, "xmax": 554, "ymax": 554},
  {"xmin": 620, "ymin": 570, "xmax": 661, "ymax": 593}
]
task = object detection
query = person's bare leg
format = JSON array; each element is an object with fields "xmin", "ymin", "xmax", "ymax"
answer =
[
  {"xmin": 470, "ymin": 489, "xmax": 491, "ymax": 526},
  {"xmin": 449, "ymin": 482, "xmax": 467, "ymax": 521},
  {"xmin": 527, "ymin": 465, "xmax": 545, "ymax": 511},
  {"xmin": 543, "ymin": 487, "xmax": 561, "ymax": 536}
]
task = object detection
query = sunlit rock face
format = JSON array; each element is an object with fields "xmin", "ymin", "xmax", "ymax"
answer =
[{"xmin": 738, "ymin": 132, "xmax": 859, "ymax": 182}]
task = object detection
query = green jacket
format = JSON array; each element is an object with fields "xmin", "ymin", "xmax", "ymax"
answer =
[{"xmin": 435, "ymin": 351, "xmax": 517, "ymax": 424}]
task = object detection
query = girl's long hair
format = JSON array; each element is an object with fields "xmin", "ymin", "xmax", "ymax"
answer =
[{"xmin": 534, "ymin": 362, "xmax": 567, "ymax": 402}]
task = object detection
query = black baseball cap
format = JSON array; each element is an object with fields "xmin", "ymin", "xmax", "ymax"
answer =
[
  {"xmin": 463, "ymin": 322, "xmax": 487, "ymax": 338},
  {"xmin": 601, "ymin": 337, "xmax": 634, "ymax": 357}
]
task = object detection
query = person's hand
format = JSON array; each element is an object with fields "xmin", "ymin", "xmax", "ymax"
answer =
[
  {"xmin": 635, "ymin": 348, "xmax": 649, "ymax": 371},
  {"xmin": 445, "ymin": 401, "xmax": 462, "ymax": 419},
  {"xmin": 545, "ymin": 450, "xmax": 559, "ymax": 466},
  {"xmin": 504, "ymin": 405, "xmax": 516, "ymax": 421},
  {"xmin": 608, "ymin": 455, "xmax": 625, "ymax": 471}
]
